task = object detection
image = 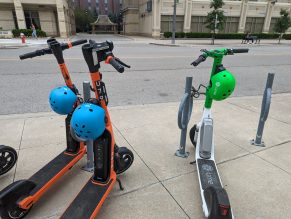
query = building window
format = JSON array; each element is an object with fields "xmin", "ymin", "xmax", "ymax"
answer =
[
  {"xmin": 221, "ymin": 17, "xmax": 239, "ymax": 33},
  {"xmin": 190, "ymin": 16, "xmax": 211, "ymax": 33},
  {"xmin": 161, "ymin": 15, "xmax": 184, "ymax": 33},
  {"xmin": 24, "ymin": 11, "xmax": 41, "ymax": 29},
  {"xmin": 245, "ymin": 17, "xmax": 264, "ymax": 33}
]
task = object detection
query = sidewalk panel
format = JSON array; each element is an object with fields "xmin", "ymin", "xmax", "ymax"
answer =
[
  {"xmin": 164, "ymin": 154, "xmax": 291, "ymax": 219},
  {"xmin": 0, "ymin": 118, "xmax": 24, "ymax": 150},
  {"xmin": 97, "ymin": 183, "xmax": 188, "ymax": 219},
  {"xmin": 21, "ymin": 115, "xmax": 66, "ymax": 149}
]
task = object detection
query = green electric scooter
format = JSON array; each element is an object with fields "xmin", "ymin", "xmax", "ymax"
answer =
[{"xmin": 189, "ymin": 48, "xmax": 249, "ymax": 219}]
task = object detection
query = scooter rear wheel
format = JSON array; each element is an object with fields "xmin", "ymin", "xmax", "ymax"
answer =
[
  {"xmin": 204, "ymin": 187, "xmax": 232, "ymax": 219},
  {"xmin": 189, "ymin": 125, "xmax": 197, "ymax": 147},
  {"xmin": 114, "ymin": 147, "xmax": 134, "ymax": 174},
  {"xmin": 0, "ymin": 145, "xmax": 18, "ymax": 176}
]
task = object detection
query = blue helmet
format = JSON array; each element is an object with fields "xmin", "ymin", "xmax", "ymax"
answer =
[
  {"xmin": 49, "ymin": 86, "xmax": 77, "ymax": 115},
  {"xmin": 70, "ymin": 103, "xmax": 106, "ymax": 140}
]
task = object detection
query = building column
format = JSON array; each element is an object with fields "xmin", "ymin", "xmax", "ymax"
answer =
[
  {"xmin": 238, "ymin": 0, "xmax": 248, "ymax": 33},
  {"xmin": 13, "ymin": 0, "xmax": 26, "ymax": 29},
  {"xmin": 152, "ymin": 0, "xmax": 161, "ymax": 38},
  {"xmin": 183, "ymin": 0, "xmax": 192, "ymax": 33},
  {"xmin": 263, "ymin": 0, "xmax": 275, "ymax": 33},
  {"xmin": 56, "ymin": 0, "xmax": 69, "ymax": 38}
]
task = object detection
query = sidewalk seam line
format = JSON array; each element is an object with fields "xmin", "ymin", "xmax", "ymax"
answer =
[
  {"xmin": 13, "ymin": 119, "xmax": 26, "ymax": 182},
  {"xmin": 253, "ymin": 152, "xmax": 291, "ymax": 176},
  {"xmin": 112, "ymin": 123, "xmax": 191, "ymax": 218},
  {"xmin": 227, "ymin": 102, "xmax": 291, "ymax": 126}
]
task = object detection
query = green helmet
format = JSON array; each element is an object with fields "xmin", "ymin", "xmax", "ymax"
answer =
[{"xmin": 208, "ymin": 70, "xmax": 236, "ymax": 101}]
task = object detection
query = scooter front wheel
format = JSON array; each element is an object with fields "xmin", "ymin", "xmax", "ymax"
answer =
[
  {"xmin": 189, "ymin": 125, "xmax": 197, "ymax": 147},
  {"xmin": 0, "ymin": 145, "xmax": 18, "ymax": 176},
  {"xmin": 114, "ymin": 147, "xmax": 134, "ymax": 174}
]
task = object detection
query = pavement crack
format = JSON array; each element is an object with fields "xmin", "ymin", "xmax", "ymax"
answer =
[{"xmin": 13, "ymin": 119, "xmax": 26, "ymax": 182}]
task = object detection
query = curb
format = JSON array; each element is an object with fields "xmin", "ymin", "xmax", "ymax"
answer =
[
  {"xmin": 0, "ymin": 44, "xmax": 28, "ymax": 49},
  {"xmin": 149, "ymin": 42, "xmax": 181, "ymax": 47}
]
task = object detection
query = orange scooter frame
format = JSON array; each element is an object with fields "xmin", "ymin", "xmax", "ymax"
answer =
[
  {"xmin": 61, "ymin": 40, "xmax": 133, "ymax": 218},
  {"xmin": 0, "ymin": 39, "xmax": 87, "ymax": 219}
]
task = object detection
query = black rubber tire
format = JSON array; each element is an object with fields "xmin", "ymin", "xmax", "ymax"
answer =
[
  {"xmin": 115, "ymin": 147, "xmax": 134, "ymax": 175},
  {"xmin": 0, "ymin": 145, "xmax": 18, "ymax": 176},
  {"xmin": 204, "ymin": 187, "xmax": 232, "ymax": 219},
  {"xmin": 3, "ymin": 205, "xmax": 32, "ymax": 219},
  {"xmin": 189, "ymin": 125, "xmax": 197, "ymax": 147},
  {"xmin": 6, "ymin": 205, "xmax": 32, "ymax": 219}
]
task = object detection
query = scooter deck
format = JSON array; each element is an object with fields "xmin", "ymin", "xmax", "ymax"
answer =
[
  {"xmin": 197, "ymin": 159, "xmax": 222, "ymax": 190},
  {"xmin": 29, "ymin": 149, "xmax": 84, "ymax": 195},
  {"xmin": 61, "ymin": 178, "xmax": 115, "ymax": 219}
]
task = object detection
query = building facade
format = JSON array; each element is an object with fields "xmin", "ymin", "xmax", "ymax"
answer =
[
  {"xmin": 0, "ymin": 0, "xmax": 76, "ymax": 37},
  {"xmin": 122, "ymin": 0, "xmax": 291, "ymax": 37},
  {"xmin": 73, "ymin": 0, "xmax": 122, "ymax": 15}
]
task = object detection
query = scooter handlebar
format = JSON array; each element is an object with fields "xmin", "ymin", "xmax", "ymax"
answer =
[
  {"xmin": 19, "ymin": 48, "xmax": 51, "ymax": 60},
  {"xmin": 108, "ymin": 57, "xmax": 124, "ymax": 73},
  {"xmin": 230, "ymin": 48, "xmax": 249, "ymax": 53},
  {"xmin": 71, "ymin": 39, "xmax": 88, "ymax": 47},
  {"xmin": 19, "ymin": 39, "xmax": 87, "ymax": 60},
  {"xmin": 191, "ymin": 55, "xmax": 206, "ymax": 66}
]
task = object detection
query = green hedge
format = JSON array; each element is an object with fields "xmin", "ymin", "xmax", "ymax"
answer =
[
  {"xmin": 163, "ymin": 31, "xmax": 185, "ymax": 38},
  {"xmin": 12, "ymin": 29, "xmax": 47, "ymax": 37},
  {"xmin": 163, "ymin": 32, "xmax": 289, "ymax": 39},
  {"xmin": 283, "ymin": 34, "xmax": 291, "ymax": 40}
]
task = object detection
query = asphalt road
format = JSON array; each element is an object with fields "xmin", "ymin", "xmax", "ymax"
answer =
[{"xmin": 0, "ymin": 34, "xmax": 291, "ymax": 115}]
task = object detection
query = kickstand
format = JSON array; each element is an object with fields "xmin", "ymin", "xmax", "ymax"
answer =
[
  {"xmin": 190, "ymin": 160, "xmax": 196, "ymax": 165},
  {"xmin": 117, "ymin": 178, "xmax": 124, "ymax": 191}
]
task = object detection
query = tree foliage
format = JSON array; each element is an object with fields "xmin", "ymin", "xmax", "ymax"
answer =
[
  {"xmin": 74, "ymin": 9, "xmax": 95, "ymax": 32},
  {"xmin": 205, "ymin": 0, "xmax": 225, "ymax": 31},
  {"xmin": 108, "ymin": 13, "xmax": 123, "ymax": 32},
  {"xmin": 274, "ymin": 9, "xmax": 291, "ymax": 43}
]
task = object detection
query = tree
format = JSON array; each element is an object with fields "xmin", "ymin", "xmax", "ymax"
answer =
[
  {"xmin": 74, "ymin": 8, "xmax": 95, "ymax": 33},
  {"xmin": 205, "ymin": 0, "xmax": 226, "ymax": 44},
  {"xmin": 274, "ymin": 9, "xmax": 291, "ymax": 44}
]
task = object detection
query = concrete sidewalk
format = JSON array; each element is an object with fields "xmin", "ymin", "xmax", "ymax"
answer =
[
  {"xmin": 0, "ymin": 38, "xmax": 74, "ymax": 49},
  {"xmin": 149, "ymin": 38, "xmax": 291, "ymax": 47},
  {"xmin": 0, "ymin": 93, "xmax": 291, "ymax": 219}
]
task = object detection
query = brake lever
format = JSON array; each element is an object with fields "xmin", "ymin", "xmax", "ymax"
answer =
[{"xmin": 115, "ymin": 58, "xmax": 131, "ymax": 68}]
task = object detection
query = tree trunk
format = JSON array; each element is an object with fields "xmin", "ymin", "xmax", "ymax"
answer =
[
  {"xmin": 212, "ymin": 29, "xmax": 215, "ymax": 45},
  {"xmin": 278, "ymin": 33, "xmax": 283, "ymax": 44}
]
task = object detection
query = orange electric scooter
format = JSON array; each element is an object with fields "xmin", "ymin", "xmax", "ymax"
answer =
[
  {"xmin": 0, "ymin": 39, "xmax": 87, "ymax": 219},
  {"xmin": 60, "ymin": 40, "xmax": 134, "ymax": 219}
]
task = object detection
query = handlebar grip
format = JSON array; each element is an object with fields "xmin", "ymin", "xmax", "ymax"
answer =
[
  {"xmin": 71, "ymin": 39, "xmax": 87, "ymax": 47},
  {"xmin": 231, "ymin": 48, "xmax": 249, "ymax": 53},
  {"xmin": 109, "ymin": 58, "xmax": 124, "ymax": 73},
  {"xmin": 19, "ymin": 51, "xmax": 38, "ymax": 60},
  {"xmin": 191, "ymin": 55, "xmax": 206, "ymax": 66},
  {"xmin": 19, "ymin": 48, "xmax": 51, "ymax": 60}
]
